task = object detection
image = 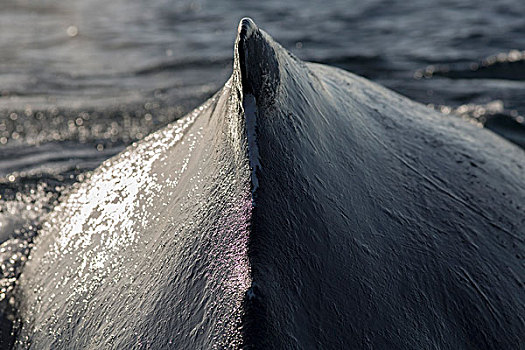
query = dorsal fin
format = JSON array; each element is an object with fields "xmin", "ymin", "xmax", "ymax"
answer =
[{"xmin": 235, "ymin": 17, "xmax": 280, "ymax": 103}]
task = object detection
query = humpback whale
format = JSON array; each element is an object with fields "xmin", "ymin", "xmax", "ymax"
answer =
[{"xmin": 13, "ymin": 18, "xmax": 525, "ymax": 349}]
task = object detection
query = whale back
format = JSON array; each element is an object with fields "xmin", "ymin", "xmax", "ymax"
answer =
[
  {"xmin": 241, "ymin": 22, "xmax": 525, "ymax": 349},
  {"xmin": 15, "ymin": 19, "xmax": 525, "ymax": 349},
  {"xmin": 15, "ymin": 73, "xmax": 253, "ymax": 348}
]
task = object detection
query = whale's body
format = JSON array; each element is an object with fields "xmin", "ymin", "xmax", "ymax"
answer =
[{"xmin": 14, "ymin": 19, "xmax": 524, "ymax": 349}]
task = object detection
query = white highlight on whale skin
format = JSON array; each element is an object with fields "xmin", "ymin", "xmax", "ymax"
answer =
[
  {"xmin": 243, "ymin": 93, "xmax": 261, "ymax": 201},
  {"xmin": 238, "ymin": 17, "xmax": 257, "ymax": 40}
]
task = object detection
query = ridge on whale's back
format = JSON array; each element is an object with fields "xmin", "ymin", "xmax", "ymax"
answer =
[{"xmin": 14, "ymin": 18, "xmax": 525, "ymax": 349}]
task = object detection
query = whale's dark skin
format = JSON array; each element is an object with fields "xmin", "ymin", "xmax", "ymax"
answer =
[{"xmin": 14, "ymin": 18, "xmax": 524, "ymax": 349}]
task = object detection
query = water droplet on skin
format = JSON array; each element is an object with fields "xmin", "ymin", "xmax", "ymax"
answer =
[{"xmin": 66, "ymin": 26, "xmax": 79, "ymax": 38}]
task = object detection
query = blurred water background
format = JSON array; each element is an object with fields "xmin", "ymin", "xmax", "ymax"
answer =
[{"xmin": 0, "ymin": 0, "xmax": 524, "ymax": 345}]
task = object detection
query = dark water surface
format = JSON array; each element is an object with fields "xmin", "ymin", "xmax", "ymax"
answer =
[{"xmin": 0, "ymin": 0, "xmax": 524, "ymax": 346}]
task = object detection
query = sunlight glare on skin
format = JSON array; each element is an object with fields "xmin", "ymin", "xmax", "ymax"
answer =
[{"xmin": 30, "ymin": 101, "xmax": 206, "ymax": 335}]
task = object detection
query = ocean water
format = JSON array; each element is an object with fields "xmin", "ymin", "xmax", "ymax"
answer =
[{"xmin": 0, "ymin": 0, "xmax": 524, "ymax": 346}]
